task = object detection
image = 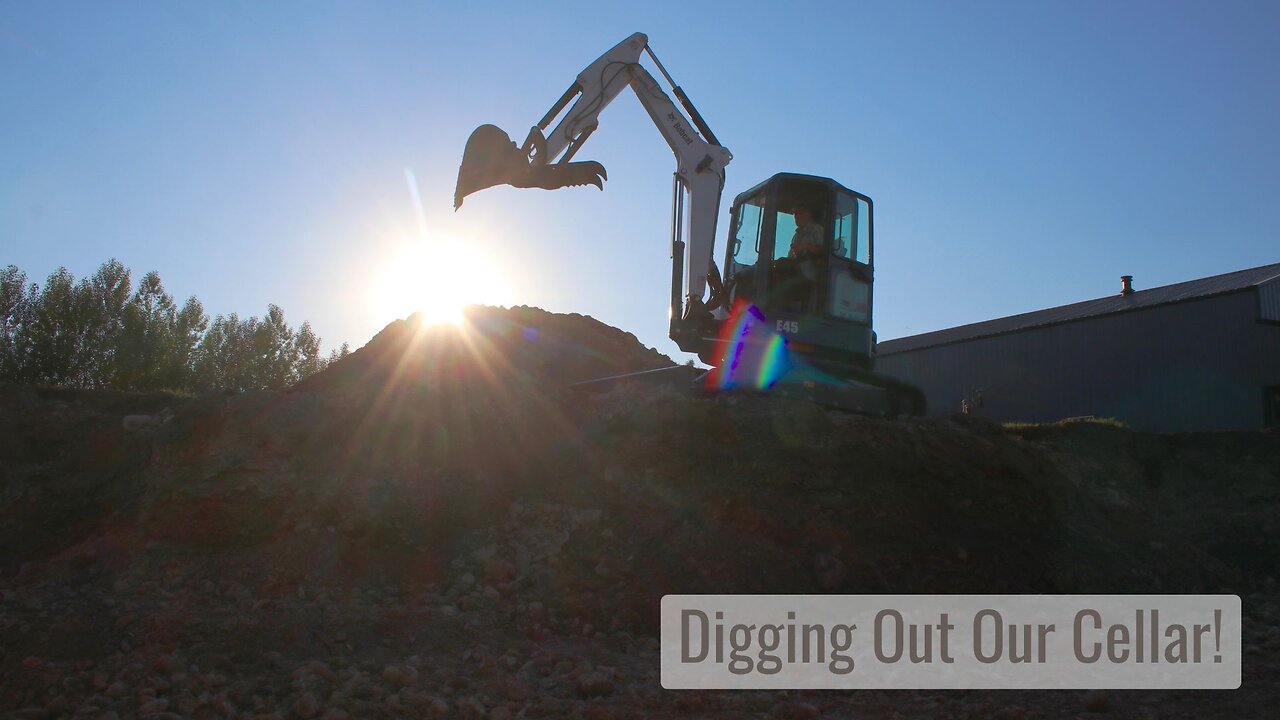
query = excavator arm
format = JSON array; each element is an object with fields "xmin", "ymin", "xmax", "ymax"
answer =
[{"xmin": 454, "ymin": 32, "xmax": 733, "ymax": 351}]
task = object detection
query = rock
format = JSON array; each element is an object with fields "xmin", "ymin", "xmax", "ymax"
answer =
[
  {"xmin": 138, "ymin": 698, "xmax": 170, "ymax": 715},
  {"xmin": 772, "ymin": 701, "xmax": 819, "ymax": 719},
  {"xmin": 425, "ymin": 697, "xmax": 449, "ymax": 717},
  {"xmin": 293, "ymin": 661, "xmax": 335, "ymax": 681},
  {"xmin": 455, "ymin": 697, "xmax": 486, "ymax": 719},
  {"xmin": 813, "ymin": 554, "xmax": 846, "ymax": 591},
  {"xmin": 576, "ymin": 672, "xmax": 615, "ymax": 698},
  {"xmin": 381, "ymin": 664, "xmax": 418, "ymax": 688},
  {"xmin": 1083, "ymin": 690, "xmax": 1110, "ymax": 713},
  {"xmin": 292, "ymin": 693, "xmax": 319, "ymax": 718},
  {"xmin": 501, "ymin": 680, "xmax": 530, "ymax": 701},
  {"xmin": 482, "ymin": 557, "xmax": 517, "ymax": 585},
  {"xmin": 153, "ymin": 653, "xmax": 176, "ymax": 675},
  {"xmin": 399, "ymin": 690, "xmax": 430, "ymax": 708},
  {"xmin": 208, "ymin": 691, "xmax": 236, "ymax": 716}
]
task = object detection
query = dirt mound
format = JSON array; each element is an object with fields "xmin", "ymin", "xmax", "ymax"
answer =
[
  {"xmin": 294, "ymin": 305, "xmax": 677, "ymax": 395},
  {"xmin": 1, "ymin": 306, "xmax": 1278, "ymax": 718}
]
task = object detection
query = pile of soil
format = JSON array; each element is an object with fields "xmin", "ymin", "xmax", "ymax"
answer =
[{"xmin": 1, "ymin": 305, "xmax": 1277, "ymax": 719}]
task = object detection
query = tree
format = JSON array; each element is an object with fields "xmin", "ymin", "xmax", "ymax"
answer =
[
  {"xmin": 1, "ymin": 259, "xmax": 337, "ymax": 392},
  {"xmin": 192, "ymin": 312, "xmax": 257, "ymax": 392},
  {"xmin": 327, "ymin": 342, "xmax": 351, "ymax": 366},
  {"xmin": 292, "ymin": 321, "xmax": 323, "ymax": 383},
  {"xmin": 85, "ymin": 259, "xmax": 131, "ymax": 384},
  {"xmin": 24, "ymin": 267, "xmax": 96, "ymax": 386},
  {"xmin": 116, "ymin": 271, "xmax": 178, "ymax": 390},
  {"xmin": 0, "ymin": 265, "xmax": 34, "ymax": 382},
  {"xmin": 166, "ymin": 296, "xmax": 208, "ymax": 389},
  {"xmin": 253, "ymin": 304, "xmax": 295, "ymax": 390}
]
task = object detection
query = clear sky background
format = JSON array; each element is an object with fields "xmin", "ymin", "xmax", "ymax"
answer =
[{"xmin": 4, "ymin": 1, "xmax": 1278, "ymax": 359}]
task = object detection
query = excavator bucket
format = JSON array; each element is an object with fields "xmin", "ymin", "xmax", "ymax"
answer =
[
  {"xmin": 455, "ymin": 125, "xmax": 531, "ymax": 209},
  {"xmin": 454, "ymin": 124, "xmax": 607, "ymax": 209}
]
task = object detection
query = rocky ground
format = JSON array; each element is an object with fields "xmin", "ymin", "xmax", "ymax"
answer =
[{"xmin": 1, "ymin": 306, "xmax": 1277, "ymax": 719}]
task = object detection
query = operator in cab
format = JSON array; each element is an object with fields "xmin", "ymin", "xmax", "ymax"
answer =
[{"xmin": 788, "ymin": 204, "xmax": 824, "ymax": 259}]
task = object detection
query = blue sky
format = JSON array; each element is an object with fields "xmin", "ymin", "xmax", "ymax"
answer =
[{"xmin": 4, "ymin": 1, "xmax": 1278, "ymax": 358}]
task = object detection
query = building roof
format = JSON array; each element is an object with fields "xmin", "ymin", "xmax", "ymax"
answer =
[{"xmin": 878, "ymin": 261, "xmax": 1280, "ymax": 355}]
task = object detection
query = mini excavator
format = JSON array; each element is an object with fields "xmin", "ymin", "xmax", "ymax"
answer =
[{"xmin": 455, "ymin": 33, "xmax": 924, "ymax": 415}]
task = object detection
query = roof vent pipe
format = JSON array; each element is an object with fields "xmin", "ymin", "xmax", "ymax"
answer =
[{"xmin": 1121, "ymin": 275, "xmax": 1135, "ymax": 295}]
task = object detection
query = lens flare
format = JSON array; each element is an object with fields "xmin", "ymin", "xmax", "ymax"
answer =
[{"xmin": 706, "ymin": 300, "xmax": 792, "ymax": 391}]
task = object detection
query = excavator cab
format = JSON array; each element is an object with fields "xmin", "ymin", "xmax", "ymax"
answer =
[{"xmin": 720, "ymin": 173, "xmax": 876, "ymax": 374}]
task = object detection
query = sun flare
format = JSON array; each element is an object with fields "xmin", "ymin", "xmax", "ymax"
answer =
[{"xmin": 372, "ymin": 236, "xmax": 501, "ymax": 326}]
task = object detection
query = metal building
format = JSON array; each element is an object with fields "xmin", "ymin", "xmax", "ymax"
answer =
[{"xmin": 875, "ymin": 262, "xmax": 1280, "ymax": 431}]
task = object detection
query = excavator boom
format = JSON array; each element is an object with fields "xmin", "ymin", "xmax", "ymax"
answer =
[{"xmin": 453, "ymin": 32, "xmax": 731, "ymax": 335}]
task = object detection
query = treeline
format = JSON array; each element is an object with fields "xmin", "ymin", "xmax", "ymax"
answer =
[{"xmin": 0, "ymin": 259, "xmax": 349, "ymax": 392}]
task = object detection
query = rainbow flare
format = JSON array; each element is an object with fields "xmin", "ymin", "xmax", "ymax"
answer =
[{"xmin": 706, "ymin": 300, "xmax": 792, "ymax": 391}]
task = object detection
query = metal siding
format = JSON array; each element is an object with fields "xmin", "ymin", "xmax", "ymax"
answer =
[
  {"xmin": 1260, "ymin": 278, "xmax": 1280, "ymax": 322},
  {"xmin": 880, "ymin": 262, "xmax": 1280, "ymax": 354},
  {"xmin": 876, "ymin": 292, "xmax": 1280, "ymax": 431}
]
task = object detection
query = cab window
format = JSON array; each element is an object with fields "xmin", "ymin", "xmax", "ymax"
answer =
[
  {"xmin": 772, "ymin": 206, "xmax": 827, "ymax": 261},
  {"xmin": 833, "ymin": 193, "xmax": 871, "ymax": 264},
  {"xmin": 730, "ymin": 196, "xmax": 764, "ymax": 273},
  {"xmin": 772, "ymin": 210, "xmax": 797, "ymax": 261}
]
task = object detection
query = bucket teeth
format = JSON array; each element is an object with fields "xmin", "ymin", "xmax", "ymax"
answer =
[
  {"xmin": 455, "ymin": 124, "xmax": 607, "ymax": 209},
  {"xmin": 526, "ymin": 160, "xmax": 607, "ymax": 192}
]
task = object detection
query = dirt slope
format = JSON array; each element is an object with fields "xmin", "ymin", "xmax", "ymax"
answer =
[{"xmin": 1, "ymin": 305, "xmax": 1277, "ymax": 719}]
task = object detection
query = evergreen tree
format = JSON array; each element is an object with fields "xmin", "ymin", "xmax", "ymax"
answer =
[{"xmin": 328, "ymin": 342, "xmax": 351, "ymax": 364}]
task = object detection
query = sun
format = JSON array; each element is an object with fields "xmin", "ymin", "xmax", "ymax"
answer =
[{"xmin": 371, "ymin": 236, "xmax": 500, "ymax": 326}]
